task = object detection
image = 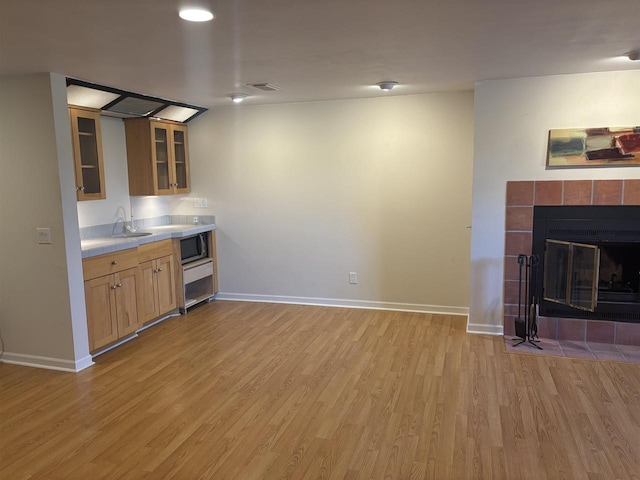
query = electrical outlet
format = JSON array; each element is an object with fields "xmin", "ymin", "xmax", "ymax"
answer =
[
  {"xmin": 37, "ymin": 227, "xmax": 52, "ymax": 244},
  {"xmin": 349, "ymin": 272, "xmax": 357, "ymax": 284},
  {"xmin": 193, "ymin": 216, "xmax": 199, "ymax": 225}
]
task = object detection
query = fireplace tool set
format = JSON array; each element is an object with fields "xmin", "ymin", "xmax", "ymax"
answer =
[{"xmin": 514, "ymin": 254, "xmax": 542, "ymax": 349}]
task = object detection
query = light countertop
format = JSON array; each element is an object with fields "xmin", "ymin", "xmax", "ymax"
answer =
[{"xmin": 81, "ymin": 224, "xmax": 216, "ymax": 258}]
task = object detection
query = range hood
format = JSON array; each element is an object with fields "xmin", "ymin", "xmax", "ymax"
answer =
[{"xmin": 66, "ymin": 78, "xmax": 207, "ymax": 123}]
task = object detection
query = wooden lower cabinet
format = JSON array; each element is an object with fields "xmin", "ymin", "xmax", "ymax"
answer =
[
  {"xmin": 137, "ymin": 240, "xmax": 177, "ymax": 323},
  {"xmin": 115, "ymin": 267, "xmax": 141, "ymax": 337},
  {"xmin": 156, "ymin": 255, "xmax": 177, "ymax": 315},
  {"xmin": 84, "ymin": 267, "xmax": 140, "ymax": 352},
  {"xmin": 139, "ymin": 255, "xmax": 177, "ymax": 323},
  {"xmin": 82, "ymin": 240, "xmax": 181, "ymax": 353}
]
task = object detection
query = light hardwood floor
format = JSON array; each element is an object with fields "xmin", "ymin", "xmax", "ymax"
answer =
[{"xmin": 1, "ymin": 301, "xmax": 640, "ymax": 479}]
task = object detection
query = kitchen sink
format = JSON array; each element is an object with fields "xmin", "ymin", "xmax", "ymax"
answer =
[{"xmin": 111, "ymin": 232, "xmax": 153, "ymax": 238}]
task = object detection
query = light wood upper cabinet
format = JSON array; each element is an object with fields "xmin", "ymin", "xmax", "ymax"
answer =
[
  {"xmin": 124, "ymin": 118, "xmax": 190, "ymax": 196},
  {"xmin": 69, "ymin": 106, "xmax": 106, "ymax": 201}
]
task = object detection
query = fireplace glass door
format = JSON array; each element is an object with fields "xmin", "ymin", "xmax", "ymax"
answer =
[{"xmin": 543, "ymin": 239, "xmax": 600, "ymax": 312}]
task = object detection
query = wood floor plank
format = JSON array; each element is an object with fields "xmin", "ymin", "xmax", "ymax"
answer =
[{"xmin": 1, "ymin": 300, "xmax": 640, "ymax": 479}]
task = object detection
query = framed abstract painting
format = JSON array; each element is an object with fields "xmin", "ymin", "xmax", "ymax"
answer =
[{"xmin": 547, "ymin": 126, "xmax": 640, "ymax": 168}]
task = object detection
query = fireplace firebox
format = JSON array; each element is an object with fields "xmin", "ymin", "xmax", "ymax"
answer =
[{"xmin": 532, "ymin": 206, "xmax": 640, "ymax": 323}]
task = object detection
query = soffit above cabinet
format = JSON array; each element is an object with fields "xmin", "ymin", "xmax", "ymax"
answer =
[{"xmin": 66, "ymin": 78, "xmax": 207, "ymax": 123}]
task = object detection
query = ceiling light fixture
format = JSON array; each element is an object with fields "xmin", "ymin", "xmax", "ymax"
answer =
[
  {"xmin": 628, "ymin": 51, "xmax": 640, "ymax": 61},
  {"xmin": 229, "ymin": 93, "xmax": 249, "ymax": 104},
  {"xmin": 377, "ymin": 81, "xmax": 398, "ymax": 91},
  {"xmin": 179, "ymin": 8, "xmax": 214, "ymax": 22},
  {"xmin": 66, "ymin": 78, "xmax": 207, "ymax": 122}
]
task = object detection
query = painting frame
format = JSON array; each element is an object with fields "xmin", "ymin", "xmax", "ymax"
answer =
[{"xmin": 546, "ymin": 126, "xmax": 640, "ymax": 168}]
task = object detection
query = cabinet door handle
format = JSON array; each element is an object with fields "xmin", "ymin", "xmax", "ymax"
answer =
[
  {"xmin": 157, "ymin": 268, "xmax": 163, "ymax": 272},
  {"xmin": 117, "ymin": 283, "xmax": 122, "ymax": 288},
  {"xmin": 111, "ymin": 261, "xmax": 117, "ymax": 265},
  {"xmin": 111, "ymin": 285, "xmax": 117, "ymax": 289}
]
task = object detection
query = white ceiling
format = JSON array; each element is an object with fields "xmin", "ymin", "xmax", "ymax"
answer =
[{"xmin": 1, "ymin": 0, "xmax": 639, "ymax": 108}]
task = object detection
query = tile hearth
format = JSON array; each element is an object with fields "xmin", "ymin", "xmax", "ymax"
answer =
[{"xmin": 504, "ymin": 336, "xmax": 640, "ymax": 363}]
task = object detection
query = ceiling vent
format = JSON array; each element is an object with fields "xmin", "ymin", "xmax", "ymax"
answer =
[{"xmin": 247, "ymin": 83, "xmax": 280, "ymax": 91}]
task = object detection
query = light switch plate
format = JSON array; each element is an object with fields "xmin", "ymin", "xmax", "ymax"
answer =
[{"xmin": 37, "ymin": 227, "xmax": 52, "ymax": 244}]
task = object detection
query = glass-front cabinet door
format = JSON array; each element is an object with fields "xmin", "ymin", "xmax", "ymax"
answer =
[
  {"xmin": 69, "ymin": 106, "xmax": 106, "ymax": 201},
  {"xmin": 150, "ymin": 121, "xmax": 173, "ymax": 194},
  {"xmin": 171, "ymin": 124, "xmax": 190, "ymax": 193},
  {"xmin": 124, "ymin": 118, "xmax": 191, "ymax": 196}
]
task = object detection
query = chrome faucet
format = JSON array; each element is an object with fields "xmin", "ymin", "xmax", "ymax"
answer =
[
  {"xmin": 112, "ymin": 216, "xmax": 126, "ymax": 235},
  {"xmin": 126, "ymin": 206, "xmax": 137, "ymax": 233}
]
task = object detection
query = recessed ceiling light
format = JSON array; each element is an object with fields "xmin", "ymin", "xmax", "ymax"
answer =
[
  {"xmin": 179, "ymin": 8, "xmax": 214, "ymax": 22},
  {"xmin": 66, "ymin": 85, "xmax": 120, "ymax": 109},
  {"xmin": 229, "ymin": 93, "xmax": 249, "ymax": 104},
  {"xmin": 377, "ymin": 81, "xmax": 398, "ymax": 91},
  {"xmin": 154, "ymin": 105, "xmax": 201, "ymax": 122}
]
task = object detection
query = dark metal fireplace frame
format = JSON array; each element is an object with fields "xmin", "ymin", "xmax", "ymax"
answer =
[{"xmin": 532, "ymin": 205, "xmax": 640, "ymax": 323}]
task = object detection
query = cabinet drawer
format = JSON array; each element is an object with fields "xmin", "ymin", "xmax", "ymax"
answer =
[
  {"xmin": 183, "ymin": 260, "xmax": 213, "ymax": 284},
  {"xmin": 138, "ymin": 239, "xmax": 173, "ymax": 263},
  {"xmin": 83, "ymin": 248, "xmax": 139, "ymax": 280}
]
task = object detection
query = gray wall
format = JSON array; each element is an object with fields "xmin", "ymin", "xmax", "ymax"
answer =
[
  {"xmin": 0, "ymin": 73, "xmax": 91, "ymax": 371},
  {"xmin": 173, "ymin": 92, "xmax": 475, "ymax": 311}
]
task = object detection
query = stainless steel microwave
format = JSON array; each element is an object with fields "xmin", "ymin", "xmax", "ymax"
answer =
[{"xmin": 180, "ymin": 233, "xmax": 207, "ymax": 264}]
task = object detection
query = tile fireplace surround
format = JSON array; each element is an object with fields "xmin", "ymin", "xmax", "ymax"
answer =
[{"xmin": 504, "ymin": 179, "xmax": 640, "ymax": 346}]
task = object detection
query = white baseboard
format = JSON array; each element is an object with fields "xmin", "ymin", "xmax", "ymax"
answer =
[
  {"xmin": 1, "ymin": 352, "xmax": 95, "ymax": 372},
  {"xmin": 215, "ymin": 292, "xmax": 469, "ymax": 316},
  {"xmin": 466, "ymin": 323, "xmax": 504, "ymax": 335},
  {"xmin": 74, "ymin": 355, "xmax": 94, "ymax": 371},
  {"xmin": 90, "ymin": 334, "xmax": 138, "ymax": 358}
]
